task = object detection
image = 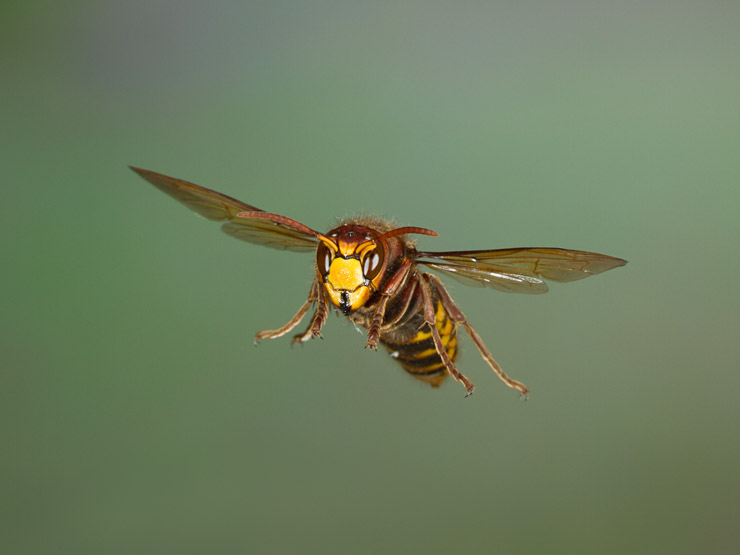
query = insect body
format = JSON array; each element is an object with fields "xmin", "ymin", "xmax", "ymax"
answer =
[{"xmin": 131, "ymin": 167, "xmax": 626, "ymax": 397}]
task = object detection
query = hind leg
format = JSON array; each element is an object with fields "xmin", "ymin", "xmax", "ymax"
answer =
[
  {"xmin": 418, "ymin": 274, "xmax": 475, "ymax": 397},
  {"xmin": 426, "ymin": 273, "xmax": 529, "ymax": 397}
]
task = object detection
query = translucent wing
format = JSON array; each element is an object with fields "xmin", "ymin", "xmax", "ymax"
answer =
[
  {"xmin": 416, "ymin": 247, "xmax": 626, "ymax": 294},
  {"xmin": 130, "ymin": 167, "xmax": 319, "ymax": 252}
]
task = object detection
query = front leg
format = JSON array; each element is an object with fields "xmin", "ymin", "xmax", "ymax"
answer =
[
  {"xmin": 291, "ymin": 302, "xmax": 326, "ymax": 344},
  {"xmin": 292, "ymin": 271, "xmax": 329, "ymax": 344},
  {"xmin": 365, "ymin": 259, "xmax": 413, "ymax": 350},
  {"xmin": 254, "ymin": 280, "xmax": 318, "ymax": 345}
]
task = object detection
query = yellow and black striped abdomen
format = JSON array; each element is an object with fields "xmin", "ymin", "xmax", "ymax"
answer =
[{"xmin": 380, "ymin": 300, "xmax": 457, "ymax": 387}]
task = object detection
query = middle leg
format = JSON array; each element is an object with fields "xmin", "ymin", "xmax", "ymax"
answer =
[{"xmin": 365, "ymin": 259, "xmax": 414, "ymax": 350}]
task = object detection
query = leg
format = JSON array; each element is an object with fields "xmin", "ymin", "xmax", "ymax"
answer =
[
  {"xmin": 365, "ymin": 259, "xmax": 414, "ymax": 350},
  {"xmin": 365, "ymin": 296, "xmax": 389, "ymax": 350},
  {"xmin": 292, "ymin": 273, "xmax": 329, "ymax": 344},
  {"xmin": 418, "ymin": 274, "xmax": 476, "ymax": 396},
  {"xmin": 254, "ymin": 280, "xmax": 318, "ymax": 344},
  {"xmin": 426, "ymin": 273, "xmax": 529, "ymax": 397},
  {"xmin": 291, "ymin": 306, "xmax": 324, "ymax": 344}
]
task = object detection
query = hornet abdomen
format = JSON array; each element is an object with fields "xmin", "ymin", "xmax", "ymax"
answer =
[{"xmin": 380, "ymin": 298, "xmax": 457, "ymax": 388}]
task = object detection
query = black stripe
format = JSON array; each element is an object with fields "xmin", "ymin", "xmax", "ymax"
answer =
[
  {"xmin": 395, "ymin": 351, "xmax": 445, "ymax": 369},
  {"xmin": 400, "ymin": 363, "xmax": 446, "ymax": 376},
  {"xmin": 381, "ymin": 335, "xmax": 436, "ymax": 352},
  {"xmin": 381, "ymin": 314, "xmax": 451, "ymax": 349}
]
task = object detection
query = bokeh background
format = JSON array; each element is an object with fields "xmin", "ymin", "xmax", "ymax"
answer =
[{"xmin": 3, "ymin": 1, "xmax": 739, "ymax": 553}]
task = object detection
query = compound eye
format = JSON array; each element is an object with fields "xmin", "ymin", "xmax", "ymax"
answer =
[
  {"xmin": 362, "ymin": 248, "xmax": 383, "ymax": 280},
  {"xmin": 317, "ymin": 244, "xmax": 332, "ymax": 276}
]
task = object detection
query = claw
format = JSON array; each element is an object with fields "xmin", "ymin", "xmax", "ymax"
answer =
[{"xmin": 365, "ymin": 330, "xmax": 380, "ymax": 350}]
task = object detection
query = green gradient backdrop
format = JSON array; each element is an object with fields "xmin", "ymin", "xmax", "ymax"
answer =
[{"xmin": 3, "ymin": 2, "xmax": 739, "ymax": 554}]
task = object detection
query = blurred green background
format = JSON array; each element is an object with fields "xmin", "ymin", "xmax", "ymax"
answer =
[{"xmin": 3, "ymin": 1, "xmax": 739, "ymax": 554}]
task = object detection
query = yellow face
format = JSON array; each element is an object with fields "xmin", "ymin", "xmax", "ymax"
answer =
[
  {"xmin": 316, "ymin": 227, "xmax": 385, "ymax": 314},
  {"xmin": 324, "ymin": 257, "xmax": 372, "ymax": 313}
]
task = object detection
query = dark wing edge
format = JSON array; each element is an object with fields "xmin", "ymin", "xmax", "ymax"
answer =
[
  {"xmin": 416, "ymin": 247, "xmax": 626, "ymax": 294},
  {"xmin": 129, "ymin": 166, "xmax": 318, "ymax": 252}
]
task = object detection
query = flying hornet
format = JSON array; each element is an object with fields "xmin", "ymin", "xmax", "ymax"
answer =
[{"xmin": 131, "ymin": 167, "xmax": 626, "ymax": 397}]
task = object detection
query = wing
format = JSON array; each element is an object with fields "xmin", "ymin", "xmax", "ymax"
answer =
[
  {"xmin": 416, "ymin": 247, "xmax": 627, "ymax": 294},
  {"xmin": 130, "ymin": 167, "xmax": 319, "ymax": 252}
]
